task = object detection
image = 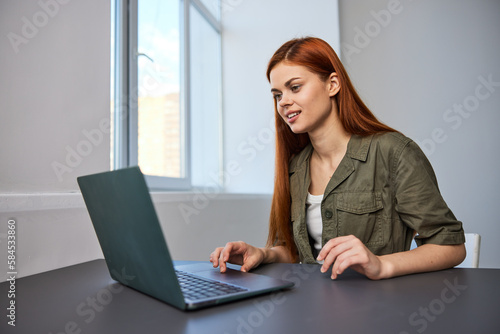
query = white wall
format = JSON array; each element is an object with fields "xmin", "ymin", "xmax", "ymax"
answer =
[
  {"xmin": 339, "ymin": 0, "xmax": 500, "ymax": 268},
  {"xmin": 222, "ymin": 0, "xmax": 340, "ymax": 193},
  {"xmin": 0, "ymin": 0, "xmax": 111, "ymax": 280},
  {"xmin": 0, "ymin": 0, "xmax": 111, "ymax": 193}
]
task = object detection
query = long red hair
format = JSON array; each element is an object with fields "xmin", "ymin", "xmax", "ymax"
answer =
[{"xmin": 265, "ymin": 37, "xmax": 397, "ymax": 262}]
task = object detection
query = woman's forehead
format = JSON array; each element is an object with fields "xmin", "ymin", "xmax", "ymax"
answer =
[{"xmin": 270, "ymin": 63, "xmax": 316, "ymax": 84}]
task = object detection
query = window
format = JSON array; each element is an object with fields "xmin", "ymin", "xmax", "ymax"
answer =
[{"xmin": 112, "ymin": 0, "xmax": 222, "ymax": 190}]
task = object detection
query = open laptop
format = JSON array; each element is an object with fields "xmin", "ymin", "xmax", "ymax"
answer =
[{"xmin": 77, "ymin": 167, "xmax": 294, "ymax": 311}]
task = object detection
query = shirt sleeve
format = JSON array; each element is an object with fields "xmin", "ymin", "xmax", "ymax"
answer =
[{"xmin": 394, "ymin": 140, "xmax": 465, "ymax": 246}]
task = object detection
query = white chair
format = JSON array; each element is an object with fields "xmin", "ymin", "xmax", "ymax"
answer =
[
  {"xmin": 409, "ymin": 233, "xmax": 481, "ymax": 268},
  {"xmin": 456, "ymin": 233, "xmax": 481, "ymax": 268}
]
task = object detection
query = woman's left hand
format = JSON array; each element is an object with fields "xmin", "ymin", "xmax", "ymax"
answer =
[{"xmin": 316, "ymin": 235, "xmax": 388, "ymax": 280}]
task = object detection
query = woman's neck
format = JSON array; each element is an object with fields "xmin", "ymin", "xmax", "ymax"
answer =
[{"xmin": 308, "ymin": 116, "xmax": 351, "ymax": 165}]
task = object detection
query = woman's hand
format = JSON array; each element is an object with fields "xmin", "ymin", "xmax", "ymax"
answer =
[
  {"xmin": 317, "ymin": 235, "xmax": 388, "ymax": 280},
  {"xmin": 210, "ymin": 241, "xmax": 265, "ymax": 273}
]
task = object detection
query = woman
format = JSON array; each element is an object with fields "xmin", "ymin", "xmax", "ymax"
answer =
[{"xmin": 210, "ymin": 37, "xmax": 466, "ymax": 280}]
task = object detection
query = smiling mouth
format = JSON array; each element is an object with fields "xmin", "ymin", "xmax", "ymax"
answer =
[{"xmin": 287, "ymin": 111, "xmax": 301, "ymax": 119}]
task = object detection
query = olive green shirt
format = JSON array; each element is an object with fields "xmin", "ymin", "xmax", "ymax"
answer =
[{"xmin": 289, "ymin": 132, "xmax": 465, "ymax": 264}]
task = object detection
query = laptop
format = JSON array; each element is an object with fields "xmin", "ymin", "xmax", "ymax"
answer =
[{"xmin": 77, "ymin": 166, "xmax": 294, "ymax": 311}]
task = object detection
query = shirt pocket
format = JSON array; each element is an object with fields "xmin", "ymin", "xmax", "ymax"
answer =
[{"xmin": 336, "ymin": 192, "xmax": 384, "ymax": 246}]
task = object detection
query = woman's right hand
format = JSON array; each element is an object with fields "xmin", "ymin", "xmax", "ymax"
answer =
[{"xmin": 210, "ymin": 241, "xmax": 265, "ymax": 273}]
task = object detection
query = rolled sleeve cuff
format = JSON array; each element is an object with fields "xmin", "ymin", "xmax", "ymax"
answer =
[{"xmin": 416, "ymin": 230, "xmax": 466, "ymax": 246}]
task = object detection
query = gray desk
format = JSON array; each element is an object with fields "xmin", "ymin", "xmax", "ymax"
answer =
[{"xmin": 1, "ymin": 259, "xmax": 499, "ymax": 334}]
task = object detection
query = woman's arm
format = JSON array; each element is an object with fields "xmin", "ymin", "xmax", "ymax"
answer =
[
  {"xmin": 379, "ymin": 243, "xmax": 466, "ymax": 279},
  {"xmin": 317, "ymin": 235, "xmax": 466, "ymax": 280}
]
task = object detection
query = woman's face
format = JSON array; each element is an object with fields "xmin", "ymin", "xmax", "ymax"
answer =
[{"xmin": 269, "ymin": 62, "xmax": 339, "ymax": 134}]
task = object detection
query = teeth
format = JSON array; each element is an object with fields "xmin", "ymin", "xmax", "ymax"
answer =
[{"xmin": 288, "ymin": 112, "xmax": 300, "ymax": 119}]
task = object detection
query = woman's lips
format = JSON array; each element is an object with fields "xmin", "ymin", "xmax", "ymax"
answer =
[{"xmin": 286, "ymin": 111, "xmax": 301, "ymax": 123}]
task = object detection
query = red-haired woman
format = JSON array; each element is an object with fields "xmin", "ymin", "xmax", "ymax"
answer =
[{"xmin": 210, "ymin": 37, "xmax": 466, "ymax": 280}]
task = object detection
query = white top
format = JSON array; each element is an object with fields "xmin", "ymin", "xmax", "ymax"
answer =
[{"xmin": 306, "ymin": 192, "xmax": 324, "ymax": 253}]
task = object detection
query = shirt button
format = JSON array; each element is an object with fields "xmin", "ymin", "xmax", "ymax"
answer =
[{"xmin": 324, "ymin": 210, "xmax": 333, "ymax": 219}]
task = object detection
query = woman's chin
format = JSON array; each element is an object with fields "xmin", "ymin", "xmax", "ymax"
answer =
[{"xmin": 288, "ymin": 125, "xmax": 308, "ymax": 134}]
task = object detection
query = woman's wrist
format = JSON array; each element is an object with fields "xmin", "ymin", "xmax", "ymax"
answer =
[
  {"xmin": 261, "ymin": 246, "xmax": 291, "ymax": 264},
  {"xmin": 260, "ymin": 247, "xmax": 274, "ymax": 264},
  {"xmin": 376, "ymin": 256, "xmax": 395, "ymax": 280}
]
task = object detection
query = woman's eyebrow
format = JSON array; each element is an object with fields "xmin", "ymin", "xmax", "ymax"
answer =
[
  {"xmin": 284, "ymin": 77, "xmax": 300, "ymax": 87},
  {"xmin": 270, "ymin": 77, "xmax": 301, "ymax": 93}
]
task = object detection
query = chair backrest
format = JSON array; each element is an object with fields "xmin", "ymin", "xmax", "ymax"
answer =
[
  {"xmin": 409, "ymin": 233, "xmax": 481, "ymax": 268},
  {"xmin": 456, "ymin": 233, "xmax": 481, "ymax": 268}
]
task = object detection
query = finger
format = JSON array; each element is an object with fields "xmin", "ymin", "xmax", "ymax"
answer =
[
  {"xmin": 240, "ymin": 256, "xmax": 258, "ymax": 273},
  {"xmin": 210, "ymin": 247, "xmax": 223, "ymax": 267},
  {"xmin": 317, "ymin": 235, "xmax": 354, "ymax": 261},
  {"xmin": 222, "ymin": 241, "xmax": 245, "ymax": 261},
  {"xmin": 331, "ymin": 249, "xmax": 358, "ymax": 279},
  {"xmin": 320, "ymin": 246, "xmax": 338, "ymax": 273},
  {"xmin": 322, "ymin": 244, "xmax": 350, "ymax": 274},
  {"xmin": 219, "ymin": 253, "xmax": 226, "ymax": 273},
  {"xmin": 219, "ymin": 242, "xmax": 242, "ymax": 273},
  {"xmin": 223, "ymin": 241, "xmax": 248, "ymax": 259},
  {"xmin": 320, "ymin": 239, "xmax": 353, "ymax": 273},
  {"xmin": 219, "ymin": 249, "xmax": 229, "ymax": 273},
  {"xmin": 331, "ymin": 240, "xmax": 372, "ymax": 279}
]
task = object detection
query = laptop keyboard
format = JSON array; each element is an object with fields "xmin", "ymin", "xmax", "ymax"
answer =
[{"xmin": 175, "ymin": 270, "xmax": 248, "ymax": 300}]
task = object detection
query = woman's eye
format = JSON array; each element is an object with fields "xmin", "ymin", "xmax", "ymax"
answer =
[
  {"xmin": 291, "ymin": 85, "xmax": 301, "ymax": 92},
  {"xmin": 273, "ymin": 94, "xmax": 282, "ymax": 101}
]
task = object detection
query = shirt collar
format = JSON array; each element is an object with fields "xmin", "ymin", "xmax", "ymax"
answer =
[
  {"xmin": 346, "ymin": 134, "xmax": 373, "ymax": 162},
  {"xmin": 289, "ymin": 144, "xmax": 313, "ymax": 175}
]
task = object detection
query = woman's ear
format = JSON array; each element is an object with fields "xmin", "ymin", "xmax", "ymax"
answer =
[{"xmin": 328, "ymin": 72, "xmax": 340, "ymax": 97}]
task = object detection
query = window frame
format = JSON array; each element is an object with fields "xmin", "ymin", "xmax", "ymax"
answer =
[{"xmin": 112, "ymin": 0, "xmax": 222, "ymax": 190}]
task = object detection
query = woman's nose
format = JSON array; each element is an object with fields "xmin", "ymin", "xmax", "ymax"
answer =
[{"xmin": 278, "ymin": 93, "xmax": 292, "ymax": 107}]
